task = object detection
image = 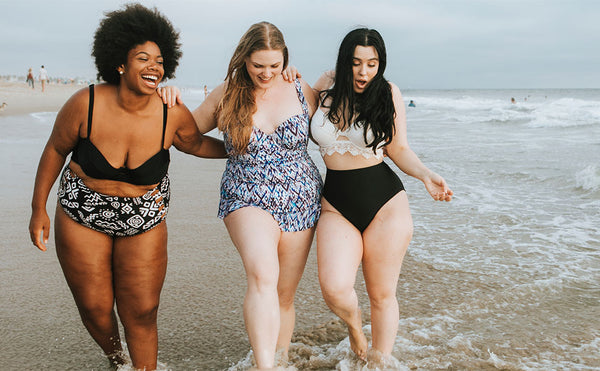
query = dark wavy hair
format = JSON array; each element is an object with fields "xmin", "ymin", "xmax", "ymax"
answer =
[
  {"xmin": 321, "ymin": 28, "xmax": 395, "ymax": 152},
  {"xmin": 92, "ymin": 3, "xmax": 182, "ymax": 85}
]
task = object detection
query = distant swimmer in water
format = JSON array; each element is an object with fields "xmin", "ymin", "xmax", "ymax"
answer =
[
  {"xmin": 511, "ymin": 97, "xmax": 516, "ymax": 104},
  {"xmin": 408, "ymin": 100, "xmax": 416, "ymax": 107}
]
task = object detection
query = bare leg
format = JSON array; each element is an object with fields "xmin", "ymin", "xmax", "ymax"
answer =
[
  {"xmin": 224, "ymin": 207, "xmax": 282, "ymax": 369},
  {"xmin": 54, "ymin": 207, "xmax": 125, "ymax": 367},
  {"xmin": 113, "ymin": 222, "xmax": 168, "ymax": 370},
  {"xmin": 362, "ymin": 191, "xmax": 412, "ymax": 356},
  {"xmin": 316, "ymin": 199, "xmax": 368, "ymax": 360},
  {"xmin": 275, "ymin": 228, "xmax": 314, "ymax": 360}
]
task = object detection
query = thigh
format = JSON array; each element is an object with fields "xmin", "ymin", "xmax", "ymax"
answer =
[
  {"xmin": 112, "ymin": 222, "xmax": 168, "ymax": 308},
  {"xmin": 54, "ymin": 206, "xmax": 115, "ymax": 309},
  {"xmin": 362, "ymin": 191, "xmax": 413, "ymax": 293},
  {"xmin": 277, "ymin": 228, "xmax": 314, "ymax": 296},
  {"xmin": 317, "ymin": 199, "xmax": 364, "ymax": 289},
  {"xmin": 224, "ymin": 207, "xmax": 282, "ymax": 281}
]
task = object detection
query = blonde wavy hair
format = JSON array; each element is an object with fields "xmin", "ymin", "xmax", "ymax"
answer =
[{"xmin": 218, "ymin": 22, "xmax": 288, "ymax": 154}]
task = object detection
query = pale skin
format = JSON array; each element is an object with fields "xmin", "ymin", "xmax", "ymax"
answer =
[
  {"xmin": 311, "ymin": 45, "xmax": 452, "ymax": 362},
  {"xmin": 160, "ymin": 48, "xmax": 318, "ymax": 370},
  {"xmin": 29, "ymin": 41, "xmax": 226, "ymax": 370}
]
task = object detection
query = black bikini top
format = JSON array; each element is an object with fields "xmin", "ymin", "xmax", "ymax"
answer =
[{"xmin": 71, "ymin": 84, "xmax": 170, "ymax": 185}]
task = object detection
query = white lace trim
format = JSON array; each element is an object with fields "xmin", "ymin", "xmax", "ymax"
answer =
[{"xmin": 319, "ymin": 140, "xmax": 384, "ymax": 159}]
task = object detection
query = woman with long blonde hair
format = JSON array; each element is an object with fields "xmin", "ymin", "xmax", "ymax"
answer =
[{"xmin": 163, "ymin": 22, "xmax": 322, "ymax": 369}]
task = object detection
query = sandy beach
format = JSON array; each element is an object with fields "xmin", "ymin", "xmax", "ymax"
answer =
[
  {"xmin": 0, "ymin": 80, "xmax": 84, "ymax": 116},
  {"xmin": 0, "ymin": 80, "xmax": 344, "ymax": 370},
  {"xmin": 2, "ymin": 82, "xmax": 599, "ymax": 370}
]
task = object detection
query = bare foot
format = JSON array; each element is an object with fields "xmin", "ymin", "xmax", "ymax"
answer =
[{"xmin": 348, "ymin": 309, "xmax": 368, "ymax": 360}]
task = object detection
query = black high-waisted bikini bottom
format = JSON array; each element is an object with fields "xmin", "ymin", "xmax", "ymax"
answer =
[{"xmin": 322, "ymin": 161, "xmax": 404, "ymax": 233}]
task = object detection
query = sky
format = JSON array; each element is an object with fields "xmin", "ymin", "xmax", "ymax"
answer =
[{"xmin": 1, "ymin": 0, "xmax": 599, "ymax": 89}]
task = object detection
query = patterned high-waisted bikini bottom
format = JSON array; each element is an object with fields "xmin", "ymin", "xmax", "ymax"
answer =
[{"xmin": 57, "ymin": 167, "xmax": 170, "ymax": 237}]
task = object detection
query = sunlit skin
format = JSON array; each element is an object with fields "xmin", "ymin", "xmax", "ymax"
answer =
[
  {"xmin": 352, "ymin": 46, "xmax": 379, "ymax": 93},
  {"xmin": 308, "ymin": 41, "xmax": 453, "ymax": 364}
]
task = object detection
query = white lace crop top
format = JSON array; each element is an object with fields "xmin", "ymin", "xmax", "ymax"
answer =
[{"xmin": 310, "ymin": 108, "xmax": 384, "ymax": 159}]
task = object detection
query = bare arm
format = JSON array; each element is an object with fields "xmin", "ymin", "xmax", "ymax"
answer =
[
  {"xmin": 299, "ymin": 78, "xmax": 318, "ymax": 117},
  {"xmin": 313, "ymin": 70, "xmax": 335, "ymax": 95},
  {"xmin": 385, "ymin": 83, "xmax": 453, "ymax": 202},
  {"xmin": 191, "ymin": 83, "xmax": 225, "ymax": 134},
  {"xmin": 170, "ymin": 102, "xmax": 226, "ymax": 158},
  {"xmin": 29, "ymin": 89, "xmax": 87, "ymax": 250}
]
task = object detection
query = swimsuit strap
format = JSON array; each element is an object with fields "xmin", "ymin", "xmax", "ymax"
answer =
[
  {"xmin": 293, "ymin": 79, "xmax": 308, "ymax": 116},
  {"xmin": 161, "ymin": 103, "xmax": 168, "ymax": 148},
  {"xmin": 87, "ymin": 84, "xmax": 95, "ymax": 138}
]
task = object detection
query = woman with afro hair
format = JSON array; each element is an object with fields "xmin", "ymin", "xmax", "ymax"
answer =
[{"xmin": 28, "ymin": 3, "xmax": 226, "ymax": 369}]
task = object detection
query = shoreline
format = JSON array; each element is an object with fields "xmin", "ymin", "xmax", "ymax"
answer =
[{"xmin": 0, "ymin": 81, "xmax": 83, "ymax": 116}]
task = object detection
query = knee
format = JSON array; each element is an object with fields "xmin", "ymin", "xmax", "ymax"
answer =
[
  {"xmin": 246, "ymin": 269, "xmax": 279, "ymax": 294},
  {"xmin": 320, "ymin": 279, "xmax": 353, "ymax": 307},
  {"xmin": 278, "ymin": 289, "xmax": 296, "ymax": 311},
  {"xmin": 118, "ymin": 301, "xmax": 159, "ymax": 327},
  {"xmin": 77, "ymin": 300, "xmax": 114, "ymax": 325},
  {"xmin": 368, "ymin": 290, "xmax": 397, "ymax": 311}
]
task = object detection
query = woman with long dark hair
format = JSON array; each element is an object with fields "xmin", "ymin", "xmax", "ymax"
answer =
[{"xmin": 311, "ymin": 28, "xmax": 453, "ymax": 364}]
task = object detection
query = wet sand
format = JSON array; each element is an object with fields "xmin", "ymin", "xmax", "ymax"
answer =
[{"xmin": 0, "ymin": 80, "xmax": 345, "ymax": 370}]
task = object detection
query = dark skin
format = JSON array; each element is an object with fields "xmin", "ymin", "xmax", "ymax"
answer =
[{"xmin": 29, "ymin": 42, "xmax": 226, "ymax": 369}]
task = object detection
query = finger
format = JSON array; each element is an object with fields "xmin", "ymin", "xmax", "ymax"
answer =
[
  {"xmin": 32, "ymin": 229, "xmax": 47, "ymax": 251},
  {"xmin": 43, "ymin": 225, "xmax": 49, "ymax": 244}
]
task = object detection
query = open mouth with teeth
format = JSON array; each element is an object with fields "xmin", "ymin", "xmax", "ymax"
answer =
[{"xmin": 142, "ymin": 74, "xmax": 160, "ymax": 87}]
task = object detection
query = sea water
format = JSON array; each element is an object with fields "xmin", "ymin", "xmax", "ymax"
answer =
[{"xmin": 1, "ymin": 89, "xmax": 598, "ymax": 370}]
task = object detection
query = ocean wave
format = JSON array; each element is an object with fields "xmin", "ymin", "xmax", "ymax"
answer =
[
  {"xmin": 575, "ymin": 165, "xmax": 600, "ymax": 192},
  {"xmin": 30, "ymin": 111, "xmax": 57, "ymax": 123},
  {"xmin": 527, "ymin": 98, "xmax": 600, "ymax": 128},
  {"xmin": 407, "ymin": 95, "xmax": 600, "ymax": 129}
]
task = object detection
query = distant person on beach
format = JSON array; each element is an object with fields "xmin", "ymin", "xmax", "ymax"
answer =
[
  {"xmin": 38, "ymin": 65, "xmax": 48, "ymax": 92},
  {"xmin": 408, "ymin": 99, "xmax": 415, "ymax": 107},
  {"xmin": 26, "ymin": 68, "xmax": 35, "ymax": 89},
  {"xmin": 161, "ymin": 21, "xmax": 322, "ymax": 369},
  {"xmin": 28, "ymin": 4, "xmax": 226, "ymax": 370},
  {"xmin": 203, "ymin": 84, "xmax": 208, "ymax": 99},
  {"xmin": 309, "ymin": 28, "xmax": 453, "ymax": 365}
]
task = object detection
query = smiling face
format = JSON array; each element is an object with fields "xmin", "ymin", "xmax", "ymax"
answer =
[
  {"xmin": 244, "ymin": 49, "xmax": 284, "ymax": 89},
  {"xmin": 119, "ymin": 41, "xmax": 164, "ymax": 92},
  {"xmin": 352, "ymin": 45, "xmax": 379, "ymax": 93}
]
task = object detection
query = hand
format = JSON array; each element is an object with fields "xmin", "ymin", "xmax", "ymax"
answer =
[
  {"xmin": 29, "ymin": 209, "xmax": 50, "ymax": 251},
  {"xmin": 424, "ymin": 172, "xmax": 453, "ymax": 202},
  {"xmin": 157, "ymin": 86, "xmax": 183, "ymax": 108},
  {"xmin": 282, "ymin": 65, "xmax": 301, "ymax": 82}
]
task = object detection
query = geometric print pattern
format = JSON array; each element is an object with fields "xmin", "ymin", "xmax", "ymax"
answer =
[
  {"xmin": 218, "ymin": 79, "xmax": 323, "ymax": 232},
  {"xmin": 57, "ymin": 167, "xmax": 170, "ymax": 237}
]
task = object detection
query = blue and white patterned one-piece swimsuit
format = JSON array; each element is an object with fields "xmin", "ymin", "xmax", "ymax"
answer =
[{"xmin": 218, "ymin": 79, "xmax": 323, "ymax": 232}]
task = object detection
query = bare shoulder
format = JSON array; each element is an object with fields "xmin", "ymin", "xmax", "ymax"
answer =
[
  {"xmin": 388, "ymin": 81, "xmax": 402, "ymax": 97},
  {"xmin": 167, "ymin": 101, "xmax": 194, "ymax": 121},
  {"xmin": 210, "ymin": 82, "xmax": 226, "ymax": 99},
  {"xmin": 56, "ymin": 85, "xmax": 92, "ymax": 122}
]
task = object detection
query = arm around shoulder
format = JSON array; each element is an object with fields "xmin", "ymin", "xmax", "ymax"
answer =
[
  {"xmin": 191, "ymin": 82, "xmax": 226, "ymax": 134},
  {"xmin": 171, "ymin": 102, "xmax": 226, "ymax": 158}
]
